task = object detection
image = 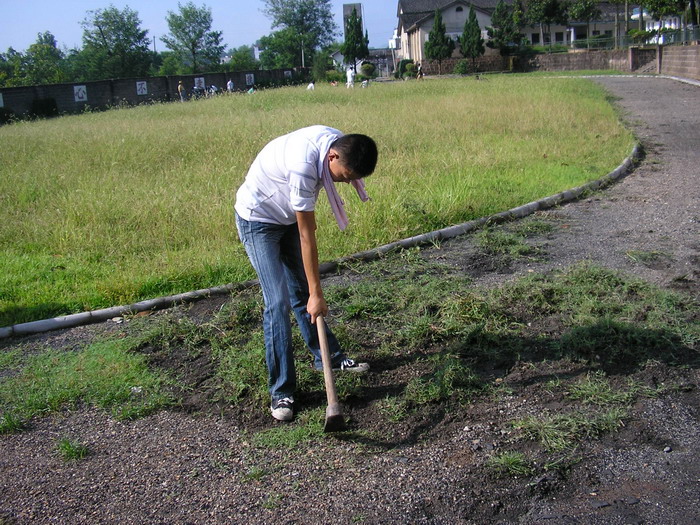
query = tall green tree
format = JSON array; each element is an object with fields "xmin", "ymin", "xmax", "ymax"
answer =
[
  {"xmin": 0, "ymin": 33, "xmax": 70, "ymax": 87},
  {"xmin": 0, "ymin": 48, "xmax": 23, "ymax": 87},
  {"xmin": 511, "ymin": 0, "xmax": 528, "ymax": 51},
  {"xmin": 526, "ymin": 0, "xmax": 568, "ymax": 47},
  {"xmin": 424, "ymin": 9, "xmax": 455, "ymax": 74},
  {"xmin": 568, "ymin": 0, "xmax": 602, "ymax": 47},
  {"xmin": 227, "ymin": 45, "xmax": 260, "ymax": 71},
  {"xmin": 161, "ymin": 2, "xmax": 225, "ymax": 73},
  {"xmin": 154, "ymin": 51, "xmax": 183, "ymax": 75},
  {"xmin": 644, "ymin": 0, "xmax": 687, "ymax": 20},
  {"xmin": 461, "ymin": 6, "xmax": 485, "ymax": 68},
  {"xmin": 21, "ymin": 32, "xmax": 67, "ymax": 85},
  {"xmin": 513, "ymin": 0, "xmax": 527, "ymax": 27},
  {"xmin": 341, "ymin": 6, "xmax": 369, "ymax": 71},
  {"xmin": 487, "ymin": 0, "xmax": 519, "ymax": 55},
  {"xmin": 262, "ymin": 0, "xmax": 337, "ymax": 67},
  {"xmin": 258, "ymin": 28, "xmax": 301, "ymax": 69},
  {"xmin": 80, "ymin": 6, "xmax": 152, "ymax": 80}
]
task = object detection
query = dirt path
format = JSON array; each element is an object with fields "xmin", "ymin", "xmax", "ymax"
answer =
[
  {"xmin": 1, "ymin": 76, "xmax": 699, "ymax": 525},
  {"xmin": 521, "ymin": 75, "xmax": 700, "ymax": 524}
]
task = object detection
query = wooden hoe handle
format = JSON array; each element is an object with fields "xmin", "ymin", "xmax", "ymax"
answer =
[{"xmin": 316, "ymin": 315, "xmax": 345, "ymax": 432}]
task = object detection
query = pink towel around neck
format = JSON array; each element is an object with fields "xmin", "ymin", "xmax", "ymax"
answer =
[{"xmin": 321, "ymin": 168, "xmax": 370, "ymax": 231}]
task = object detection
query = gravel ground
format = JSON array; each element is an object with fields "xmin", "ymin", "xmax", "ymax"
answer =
[{"xmin": 1, "ymin": 76, "xmax": 699, "ymax": 525}]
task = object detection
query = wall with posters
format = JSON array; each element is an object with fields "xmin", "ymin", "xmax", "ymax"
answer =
[{"xmin": 0, "ymin": 68, "xmax": 306, "ymax": 120}]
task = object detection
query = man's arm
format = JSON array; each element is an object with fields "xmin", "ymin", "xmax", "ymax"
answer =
[{"xmin": 296, "ymin": 210, "xmax": 328, "ymax": 323}]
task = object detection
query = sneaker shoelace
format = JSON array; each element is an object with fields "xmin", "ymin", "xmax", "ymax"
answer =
[
  {"xmin": 340, "ymin": 358, "xmax": 356, "ymax": 370},
  {"xmin": 275, "ymin": 398, "xmax": 293, "ymax": 409}
]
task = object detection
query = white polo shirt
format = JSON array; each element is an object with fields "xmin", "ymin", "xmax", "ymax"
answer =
[{"xmin": 235, "ymin": 125, "xmax": 342, "ymax": 225}]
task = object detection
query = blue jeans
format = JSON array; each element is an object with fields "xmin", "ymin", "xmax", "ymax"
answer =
[{"xmin": 235, "ymin": 214, "xmax": 344, "ymax": 401}]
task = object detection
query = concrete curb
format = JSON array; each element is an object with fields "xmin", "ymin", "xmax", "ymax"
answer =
[{"xmin": 0, "ymin": 144, "xmax": 642, "ymax": 340}]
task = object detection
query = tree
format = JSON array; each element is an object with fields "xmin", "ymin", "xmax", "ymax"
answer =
[
  {"xmin": 526, "ymin": 0, "xmax": 568, "ymax": 47},
  {"xmin": 0, "ymin": 48, "xmax": 23, "ymax": 87},
  {"xmin": 511, "ymin": 0, "xmax": 529, "ymax": 51},
  {"xmin": 263, "ymin": 0, "xmax": 337, "ymax": 66},
  {"xmin": 461, "ymin": 6, "xmax": 485, "ymax": 69},
  {"xmin": 80, "ymin": 6, "xmax": 152, "ymax": 80},
  {"xmin": 568, "ymin": 0, "xmax": 602, "ymax": 48},
  {"xmin": 487, "ymin": 0, "xmax": 519, "ymax": 55},
  {"xmin": 161, "ymin": 2, "xmax": 225, "ymax": 74},
  {"xmin": 22, "ymin": 32, "xmax": 67, "ymax": 85},
  {"xmin": 155, "ymin": 51, "xmax": 184, "ymax": 76},
  {"xmin": 0, "ymin": 33, "xmax": 69, "ymax": 87},
  {"xmin": 258, "ymin": 29, "xmax": 303, "ymax": 69},
  {"xmin": 644, "ymin": 0, "xmax": 687, "ymax": 19},
  {"xmin": 341, "ymin": 6, "xmax": 369, "ymax": 71},
  {"xmin": 311, "ymin": 42, "xmax": 341, "ymax": 81},
  {"xmin": 513, "ymin": 0, "xmax": 526, "ymax": 27},
  {"xmin": 227, "ymin": 46, "xmax": 259, "ymax": 71},
  {"xmin": 424, "ymin": 9, "xmax": 455, "ymax": 74}
]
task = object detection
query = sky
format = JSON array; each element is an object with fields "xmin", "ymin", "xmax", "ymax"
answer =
[{"xmin": 0, "ymin": 0, "xmax": 399, "ymax": 54}]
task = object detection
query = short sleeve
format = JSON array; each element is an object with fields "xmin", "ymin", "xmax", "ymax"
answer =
[{"xmin": 288, "ymin": 159, "xmax": 319, "ymax": 212}]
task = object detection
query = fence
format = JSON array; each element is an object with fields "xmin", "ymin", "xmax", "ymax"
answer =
[{"xmin": 0, "ymin": 68, "xmax": 309, "ymax": 122}]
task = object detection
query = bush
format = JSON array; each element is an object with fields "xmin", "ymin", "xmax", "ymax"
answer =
[
  {"xmin": 360, "ymin": 62, "xmax": 376, "ymax": 77},
  {"xmin": 403, "ymin": 63, "xmax": 417, "ymax": 80},
  {"xmin": 453, "ymin": 59, "xmax": 473, "ymax": 75},
  {"xmin": 325, "ymin": 70, "xmax": 344, "ymax": 83},
  {"xmin": 395, "ymin": 59, "xmax": 414, "ymax": 79},
  {"xmin": 628, "ymin": 29, "xmax": 654, "ymax": 44}
]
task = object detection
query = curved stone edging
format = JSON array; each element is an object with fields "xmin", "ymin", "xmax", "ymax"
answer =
[{"xmin": 0, "ymin": 144, "xmax": 642, "ymax": 340}]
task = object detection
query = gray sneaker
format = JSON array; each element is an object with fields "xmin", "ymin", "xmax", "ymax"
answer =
[{"xmin": 270, "ymin": 397, "xmax": 294, "ymax": 421}]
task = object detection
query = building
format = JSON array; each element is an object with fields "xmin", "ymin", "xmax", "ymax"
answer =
[
  {"xmin": 395, "ymin": 0, "xmax": 639, "ymax": 63},
  {"xmin": 525, "ymin": 2, "xmax": 637, "ymax": 47},
  {"xmin": 396, "ymin": 0, "xmax": 499, "ymax": 63},
  {"xmin": 631, "ymin": 7, "xmax": 685, "ymax": 44}
]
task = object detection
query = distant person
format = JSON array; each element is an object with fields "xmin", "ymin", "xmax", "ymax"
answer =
[
  {"xmin": 247, "ymin": 86, "xmax": 256, "ymax": 94},
  {"xmin": 417, "ymin": 62, "xmax": 424, "ymax": 80},
  {"xmin": 346, "ymin": 68, "xmax": 355, "ymax": 88},
  {"xmin": 307, "ymin": 82, "xmax": 315, "ymax": 90},
  {"xmin": 234, "ymin": 125, "xmax": 378, "ymax": 421},
  {"xmin": 330, "ymin": 80, "xmax": 338, "ymax": 87},
  {"xmin": 177, "ymin": 81, "xmax": 186, "ymax": 102},
  {"xmin": 227, "ymin": 79, "xmax": 234, "ymax": 92},
  {"xmin": 361, "ymin": 79, "xmax": 369, "ymax": 88}
]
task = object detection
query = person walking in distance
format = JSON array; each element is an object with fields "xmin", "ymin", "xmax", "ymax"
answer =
[
  {"xmin": 178, "ymin": 81, "xmax": 186, "ymax": 101},
  {"xmin": 346, "ymin": 67, "xmax": 355, "ymax": 88}
]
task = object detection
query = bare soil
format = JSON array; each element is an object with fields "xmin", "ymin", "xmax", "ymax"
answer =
[{"xmin": 1, "ymin": 76, "xmax": 699, "ymax": 525}]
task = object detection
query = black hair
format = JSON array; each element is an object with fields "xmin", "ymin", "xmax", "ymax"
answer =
[{"xmin": 331, "ymin": 134, "xmax": 378, "ymax": 178}]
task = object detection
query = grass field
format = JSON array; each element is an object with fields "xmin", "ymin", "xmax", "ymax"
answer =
[{"xmin": 0, "ymin": 75, "xmax": 635, "ymax": 326}]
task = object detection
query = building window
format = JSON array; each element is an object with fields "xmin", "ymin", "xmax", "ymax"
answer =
[
  {"xmin": 456, "ymin": 6, "xmax": 463, "ymax": 12},
  {"xmin": 531, "ymin": 33, "xmax": 540, "ymax": 44},
  {"xmin": 555, "ymin": 32, "xmax": 564, "ymax": 42}
]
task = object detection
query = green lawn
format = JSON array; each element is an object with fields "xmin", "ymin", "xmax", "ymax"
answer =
[{"xmin": 0, "ymin": 75, "xmax": 634, "ymax": 326}]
